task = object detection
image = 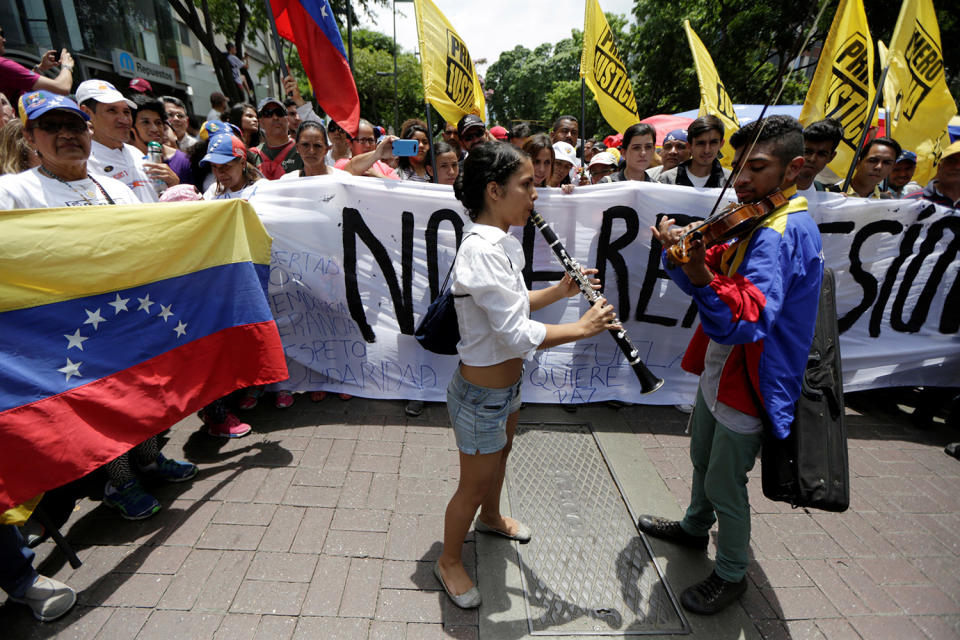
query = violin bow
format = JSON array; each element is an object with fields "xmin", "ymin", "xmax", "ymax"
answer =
[{"xmin": 699, "ymin": 0, "xmax": 832, "ymax": 221}]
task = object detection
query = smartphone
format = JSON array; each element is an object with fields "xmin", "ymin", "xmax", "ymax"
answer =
[{"xmin": 392, "ymin": 139, "xmax": 419, "ymax": 156}]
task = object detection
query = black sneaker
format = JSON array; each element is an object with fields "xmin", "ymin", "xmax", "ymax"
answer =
[
  {"xmin": 636, "ymin": 514, "xmax": 708, "ymax": 550},
  {"xmin": 680, "ymin": 571, "xmax": 747, "ymax": 615}
]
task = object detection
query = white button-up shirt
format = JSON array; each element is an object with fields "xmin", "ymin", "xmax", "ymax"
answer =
[{"xmin": 451, "ymin": 222, "xmax": 546, "ymax": 365}]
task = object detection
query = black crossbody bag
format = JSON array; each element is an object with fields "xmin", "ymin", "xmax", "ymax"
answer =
[{"xmin": 414, "ymin": 233, "xmax": 475, "ymax": 355}]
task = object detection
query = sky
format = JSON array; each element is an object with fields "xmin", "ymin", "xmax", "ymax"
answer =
[{"xmin": 361, "ymin": 0, "xmax": 636, "ymax": 72}]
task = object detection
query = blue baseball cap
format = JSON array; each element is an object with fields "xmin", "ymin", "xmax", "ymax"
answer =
[
  {"xmin": 664, "ymin": 129, "xmax": 688, "ymax": 143},
  {"xmin": 199, "ymin": 119, "xmax": 241, "ymax": 141},
  {"xmin": 201, "ymin": 133, "xmax": 247, "ymax": 166},
  {"xmin": 18, "ymin": 90, "xmax": 89, "ymax": 126},
  {"xmin": 896, "ymin": 150, "xmax": 917, "ymax": 164}
]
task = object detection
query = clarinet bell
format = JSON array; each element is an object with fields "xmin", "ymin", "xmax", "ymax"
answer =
[{"xmin": 634, "ymin": 361, "xmax": 664, "ymax": 395}]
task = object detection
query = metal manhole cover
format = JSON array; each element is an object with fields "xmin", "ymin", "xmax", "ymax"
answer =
[{"xmin": 506, "ymin": 422, "xmax": 689, "ymax": 635}]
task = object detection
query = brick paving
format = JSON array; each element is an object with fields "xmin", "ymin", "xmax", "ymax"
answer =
[{"xmin": 1, "ymin": 390, "xmax": 958, "ymax": 639}]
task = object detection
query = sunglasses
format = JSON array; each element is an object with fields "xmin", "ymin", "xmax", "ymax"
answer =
[
  {"xmin": 352, "ymin": 137, "xmax": 376, "ymax": 145},
  {"xmin": 34, "ymin": 119, "xmax": 87, "ymax": 134},
  {"xmin": 259, "ymin": 107, "xmax": 286, "ymax": 119},
  {"xmin": 461, "ymin": 129, "xmax": 485, "ymax": 142}
]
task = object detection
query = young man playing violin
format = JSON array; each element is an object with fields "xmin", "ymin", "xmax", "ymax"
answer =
[{"xmin": 644, "ymin": 115, "xmax": 823, "ymax": 615}]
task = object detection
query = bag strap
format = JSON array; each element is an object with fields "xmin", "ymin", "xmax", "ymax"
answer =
[{"xmin": 441, "ymin": 231, "xmax": 476, "ymax": 293}]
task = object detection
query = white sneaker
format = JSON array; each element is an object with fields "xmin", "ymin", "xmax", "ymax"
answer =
[{"xmin": 9, "ymin": 575, "xmax": 77, "ymax": 622}]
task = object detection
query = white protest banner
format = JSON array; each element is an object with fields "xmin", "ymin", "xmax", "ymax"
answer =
[{"xmin": 249, "ymin": 177, "xmax": 959, "ymax": 405}]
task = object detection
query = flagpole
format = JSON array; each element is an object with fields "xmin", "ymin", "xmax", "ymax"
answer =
[
  {"xmin": 841, "ymin": 64, "xmax": 890, "ymax": 193},
  {"xmin": 424, "ymin": 101, "xmax": 438, "ymax": 182},
  {"xmin": 262, "ymin": 0, "xmax": 291, "ymax": 95},
  {"xmin": 580, "ymin": 77, "xmax": 586, "ymax": 162}
]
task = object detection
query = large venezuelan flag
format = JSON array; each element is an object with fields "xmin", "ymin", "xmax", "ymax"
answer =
[
  {"xmin": 273, "ymin": 0, "xmax": 361, "ymax": 137},
  {"xmin": 0, "ymin": 200, "xmax": 288, "ymax": 512}
]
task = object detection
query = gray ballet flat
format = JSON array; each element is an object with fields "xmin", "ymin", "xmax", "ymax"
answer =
[
  {"xmin": 474, "ymin": 517, "xmax": 532, "ymax": 543},
  {"xmin": 434, "ymin": 561, "xmax": 481, "ymax": 609}
]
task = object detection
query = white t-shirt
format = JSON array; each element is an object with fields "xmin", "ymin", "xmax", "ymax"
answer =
[
  {"xmin": 0, "ymin": 167, "xmax": 139, "ymax": 209},
  {"xmin": 687, "ymin": 172, "xmax": 710, "ymax": 188},
  {"xmin": 203, "ymin": 181, "xmax": 261, "ymax": 200},
  {"xmin": 87, "ymin": 140, "xmax": 158, "ymax": 203},
  {"xmin": 278, "ymin": 166, "xmax": 348, "ymax": 180}
]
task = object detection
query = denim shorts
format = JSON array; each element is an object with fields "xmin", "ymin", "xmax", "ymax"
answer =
[{"xmin": 447, "ymin": 368, "xmax": 522, "ymax": 455}]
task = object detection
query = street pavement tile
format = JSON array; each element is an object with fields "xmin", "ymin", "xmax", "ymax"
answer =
[
  {"xmin": 783, "ymin": 532, "xmax": 847, "ymax": 559},
  {"xmin": 289, "ymin": 507, "xmax": 334, "ymax": 554},
  {"xmin": 813, "ymin": 618, "xmax": 861, "ymax": 640},
  {"xmin": 355, "ymin": 439, "xmax": 403, "ymax": 457},
  {"xmin": 368, "ymin": 620, "xmax": 407, "ymax": 640},
  {"xmin": 253, "ymin": 615, "xmax": 298, "ymax": 640},
  {"xmin": 376, "ymin": 588, "xmax": 443, "ymax": 623},
  {"xmin": 850, "ymin": 615, "xmax": 925, "ymax": 640},
  {"xmin": 439, "ymin": 625, "xmax": 480, "ymax": 639},
  {"xmin": 810, "ymin": 511, "xmax": 895, "ymax": 558},
  {"xmin": 359, "ymin": 423, "xmax": 384, "ymax": 440},
  {"xmin": 784, "ymin": 620, "xmax": 827, "ymax": 639},
  {"xmin": 830, "ymin": 560, "xmax": 903, "ymax": 614},
  {"xmin": 911, "ymin": 615, "xmax": 960, "ymax": 640},
  {"xmin": 350, "ymin": 453, "xmax": 401, "ymax": 474},
  {"xmin": 116, "ymin": 545, "xmax": 191, "ymax": 575},
  {"xmin": 194, "ymin": 550, "xmax": 254, "ymax": 612},
  {"xmin": 338, "ymin": 470, "xmax": 374, "ymax": 508},
  {"xmin": 396, "ymin": 491, "xmax": 449, "ymax": 515},
  {"xmin": 856, "ymin": 556, "xmax": 927, "ymax": 585},
  {"xmin": 258, "ymin": 505, "xmax": 305, "ymax": 552},
  {"xmin": 163, "ymin": 500, "xmax": 220, "ymax": 547},
  {"xmin": 385, "ymin": 513, "xmax": 420, "ymax": 560},
  {"xmin": 253, "ymin": 467, "xmax": 296, "ymax": 504},
  {"xmin": 229, "ymin": 580, "xmax": 307, "ymax": 615},
  {"xmin": 68, "ymin": 546, "xmax": 139, "ymax": 590},
  {"xmin": 799, "ymin": 559, "xmax": 873, "ymax": 617},
  {"xmin": 282, "ymin": 483, "xmax": 341, "ymax": 507},
  {"xmin": 331, "ymin": 507, "xmax": 392, "ymax": 532},
  {"xmin": 138, "ymin": 610, "xmax": 222, "ymax": 640},
  {"xmin": 883, "ymin": 584, "xmax": 960, "ymax": 615},
  {"xmin": 441, "ymin": 594, "xmax": 479, "ymax": 627},
  {"xmin": 246, "ymin": 551, "xmax": 318, "ymax": 582},
  {"xmin": 339, "ymin": 557, "xmax": 383, "ymax": 617},
  {"xmin": 93, "ymin": 607, "xmax": 151, "ymax": 639},
  {"xmin": 382, "ymin": 424, "xmax": 406, "ymax": 442},
  {"xmin": 83, "ymin": 572, "xmax": 172, "ymax": 608},
  {"xmin": 316, "ymin": 423, "xmax": 363, "ymax": 440},
  {"xmin": 211, "ymin": 613, "xmax": 259, "ymax": 640},
  {"xmin": 367, "ymin": 473, "xmax": 399, "ymax": 510},
  {"xmin": 221, "ymin": 467, "xmax": 269, "ymax": 503},
  {"xmin": 749, "ymin": 559, "xmax": 814, "ymax": 589},
  {"xmin": 323, "ymin": 529, "xmax": 386, "ymax": 558},
  {"xmin": 882, "ymin": 529, "xmax": 954, "ymax": 557},
  {"xmin": 299, "ymin": 438, "xmax": 334, "ymax": 468},
  {"xmin": 301, "ymin": 556, "xmax": 350, "ymax": 616},
  {"xmin": 156, "ymin": 549, "xmax": 221, "ymax": 610},
  {"xmin": 911, "ymin": 556, "xmax": 960, "ymax": 598},
  {"xmin": 760, "ymin": 585, "xmax": 839, "ymax": 621},
  {"xmin": 293, "ymin": 465, "xmax": 347, "ymax": 487},
  {"xmin": 741, "ymin": 578, "xmax": 780, "ymax": 620},
  {"xmin": 213, "ymin": 502, "xmax": 277, "ymax": 526},
  {"xmin": 380, "ymin": 560, "xmax": 438, "ymax": 591},
  {"xmin": 196, "ymin": 523, "xmax": 265, "ymax": 550},
  {"xmin": 403, "ymin": 432, "xmax": 451, "ymax": 448},
  {"xmin": 292, "ymin": 615, "xmax": 369, "ymax": 639}
]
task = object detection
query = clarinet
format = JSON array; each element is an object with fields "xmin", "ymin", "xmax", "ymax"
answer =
[{"xmin": 530, "ymin": 210, "xmax": 664, "ymax": 394}]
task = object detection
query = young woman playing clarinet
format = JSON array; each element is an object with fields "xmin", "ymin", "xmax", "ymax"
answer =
[{"xmin": 436, "ymin": 141, "xmax": 619, "ymax": 608}]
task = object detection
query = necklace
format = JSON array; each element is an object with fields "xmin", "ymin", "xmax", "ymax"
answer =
[{"xmin": 38, "ymin": 166, "xmax": 116, "ymax": 205}]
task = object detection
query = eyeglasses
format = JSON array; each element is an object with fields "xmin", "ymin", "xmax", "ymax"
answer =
[
  {"xmin": 352, "ymin": 137, "xmax": 376, "ymax": 145},
  {"xmin": 34, "ymin": 119, "xmax": 88, "ymax": 134},
  {"xmin": 461, "ymin": 129, "xmax": 485, "ymax": 142},
  {"xmin": 165, "ymin": 111, "xmax": 187, "ymax": 119},
  {"xmin": 259, "ymin": 107, "xmax": 285, "ymax": 119}
]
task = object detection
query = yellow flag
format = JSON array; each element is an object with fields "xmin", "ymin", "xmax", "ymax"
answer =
[
  {"xmin": 800, "ymin": 0, "xmax": 876, "ymax": 178},
  {"xmin": 883, "ymin": 0, "xmax": 957, "ymax": 185},
  {"xmin": 580, "ymin": 0, "xmax": 639, "ymax": 134},
  {"xmin": 683, "ymin": 20, "xmax": 740, "ymax": 168},
  {"xmin": 413, "ymin": 0, "xmax": 485, "ymax": 126}
]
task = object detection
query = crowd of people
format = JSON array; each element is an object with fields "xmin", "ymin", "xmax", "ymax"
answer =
[{"xmin": 1, "ymin": 44, "xmax": 958, "ymax": 623}]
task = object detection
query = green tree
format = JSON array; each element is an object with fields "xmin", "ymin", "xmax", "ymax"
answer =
[{"xmin": 344, "ymin": 29, "xmax": 424, "ymax": 129}]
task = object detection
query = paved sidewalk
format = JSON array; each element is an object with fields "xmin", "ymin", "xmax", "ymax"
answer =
[{"xmin": 1, "ymin": 390, "xmax": 957, "ymax": 639}]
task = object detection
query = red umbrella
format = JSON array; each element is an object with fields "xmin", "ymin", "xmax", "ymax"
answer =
[{"xmin": 640, "ymin": 114, "xmax": 695, "ymax": 146}]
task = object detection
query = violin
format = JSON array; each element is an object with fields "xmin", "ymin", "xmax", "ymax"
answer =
[{"xmin": 666, "ymin": 189, "xmax": 789, "ymax": 264}]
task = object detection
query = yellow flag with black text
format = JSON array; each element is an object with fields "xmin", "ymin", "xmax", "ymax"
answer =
[
  {"xmin": 800, "ymin": 0, "xmax": 876, "ymax": 178},
  {"xmin": 683, "ymin": 20, "xmax": 739, "ymax": 168},
  {"xmin": 413, "ymin": 0, "xmax": 485, "ymax": 126},
  {"xmin": 883, "ymin": 0, "xmax": 957, "ymax": 185},
  {"xmin": 580, "ymin": 0, "xmax": 639, "ymax": 134}
]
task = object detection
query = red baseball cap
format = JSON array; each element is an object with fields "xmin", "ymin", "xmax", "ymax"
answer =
[{"xmin": 489, "ymin": 125, "xmax": 508, "ymax": 140}]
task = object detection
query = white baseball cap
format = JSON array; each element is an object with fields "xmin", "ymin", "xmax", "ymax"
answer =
[
  {"xmin": 552, "ymin": 141, "xmax": 579, "ymax": 168},
  {"xmin": 588, "ymin": 151, "xmax": 617, "ymax": 168},
  {"xmin": 75, "ymin": 80, "xmax": 135, "ymax": 108}
]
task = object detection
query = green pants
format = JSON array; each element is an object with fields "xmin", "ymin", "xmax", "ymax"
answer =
[{"xmin": 679, "ymin": 388, "xmax": 762, "ymax": 582}]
